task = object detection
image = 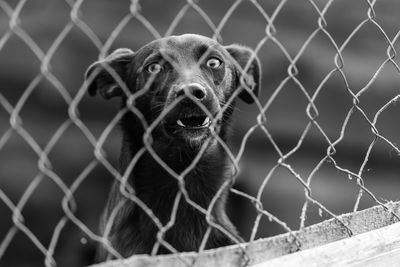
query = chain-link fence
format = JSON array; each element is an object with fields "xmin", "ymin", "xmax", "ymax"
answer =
[{"xmin": 1, "ymin": 0, "xmax": 400, "ymax": 266}]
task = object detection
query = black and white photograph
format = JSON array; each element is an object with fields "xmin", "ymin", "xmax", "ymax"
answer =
[{"xmin": 1, "ymin": 0, "xmax": 400, "ymax": 266}]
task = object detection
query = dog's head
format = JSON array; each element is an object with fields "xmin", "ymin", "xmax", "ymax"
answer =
[{"xmin": 85, "ymin": 34, "xmax": 261, "ymax": 149}]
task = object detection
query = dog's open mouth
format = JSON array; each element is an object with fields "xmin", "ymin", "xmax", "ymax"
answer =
[
  {"xmin": 176, "ymin": 115, "xmax": 211, "ymax": 129},
  {"xmin": 164, "ymin": 112, "xmax": 216, "ymax": 146},
  {"xmin": 161, "ymin": 99, "xmax": 222, "ymax": 148}
]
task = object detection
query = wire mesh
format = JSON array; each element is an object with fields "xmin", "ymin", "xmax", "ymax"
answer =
[{"xmin": 1, "ymin": 0, "xmax": 400, "ymax": 266}]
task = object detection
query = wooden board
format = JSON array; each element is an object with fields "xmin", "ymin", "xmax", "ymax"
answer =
[
  {"xmin": 89, "ymin": 201, "xmax": 400, "ymax": 267},
  {"xmin": 253, "ymin": 221, "xmax": 400, "ymax": 267}
]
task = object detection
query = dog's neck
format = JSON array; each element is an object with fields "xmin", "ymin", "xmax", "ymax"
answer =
[
  {"xmin": 118, "ymin": 114, "xmax": 232, "ymax": 214},
  {"xmin": 122, "ymin": 137, "xmax": 229, "ymax": 200}
]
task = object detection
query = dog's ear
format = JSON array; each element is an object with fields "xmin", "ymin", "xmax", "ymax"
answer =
[
  {"xmin": 85, "ymin": 48, "xmax": 135, "ymax": 99},
  {"xmin": 225, "ymin": 44, "xmax": 261, "ymax": 104}
]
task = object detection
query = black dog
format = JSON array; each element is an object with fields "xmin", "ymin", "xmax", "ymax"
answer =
[{"xmin": 85, "ymin": 34, "xmax": 261, "ymax": 261}]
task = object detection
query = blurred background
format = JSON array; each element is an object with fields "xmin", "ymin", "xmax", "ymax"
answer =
[{"xmin": 1, "ymin": 0, "xmax": 400, "ymax": 266}]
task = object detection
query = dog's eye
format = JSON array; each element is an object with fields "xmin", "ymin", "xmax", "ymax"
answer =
[
  {"xmin": 146, "ymin": 63, "xmax": 163, "ymax": 73},
  {"xmin": 206, "ymin": 58, "xmax": 222, "ymax": 69}
]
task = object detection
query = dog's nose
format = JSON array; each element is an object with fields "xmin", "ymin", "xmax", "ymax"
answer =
[{"xmin": 176, "ymin": 83, "xmax": 207, "ymax": 101}]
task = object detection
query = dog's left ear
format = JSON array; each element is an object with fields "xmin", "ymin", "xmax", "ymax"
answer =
[
  {"xmin": 85, "ymin": 48, "xmax": 135, "ymax": 99},
  {"xmin": 225, "ymin": 44, "xmax": 261, "ymax": 104}
]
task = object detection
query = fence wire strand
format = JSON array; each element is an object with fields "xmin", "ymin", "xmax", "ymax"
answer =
[{"xmin": 1, "ymin": 0, "xmax": 400, "ymax": 266}]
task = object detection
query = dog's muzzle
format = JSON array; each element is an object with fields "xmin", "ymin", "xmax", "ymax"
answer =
[{"xmin": 162, "ymin": 83, "xmax": 220, "ymax": 145}]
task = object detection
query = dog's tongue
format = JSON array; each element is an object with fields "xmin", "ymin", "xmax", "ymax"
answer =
[{"xmin": 177, "ymin": 116, "xmax": 210, "ymax": 128}]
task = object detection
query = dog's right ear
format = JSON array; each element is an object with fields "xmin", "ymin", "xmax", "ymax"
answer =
[{"xmin": 85, "ymin": 48, "xmax": 135, "ymax": 99}]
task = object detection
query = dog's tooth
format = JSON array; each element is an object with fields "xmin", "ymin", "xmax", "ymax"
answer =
[
  {"xmin": 177, "ymin": 119, "xmax": 186, "ymax": 127},
  {"xmin": 202, "ymin": 117, "xmax": 211, "ymax": 126}
]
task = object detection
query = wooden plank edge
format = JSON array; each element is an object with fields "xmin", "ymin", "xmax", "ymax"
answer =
[
  {"xmin": 252, "ymin": 221, "xmax": 400, "ymax": 267},
  {"xmin": 88, "ymin": 201, "xmax": 400, "ymax": 267}
]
